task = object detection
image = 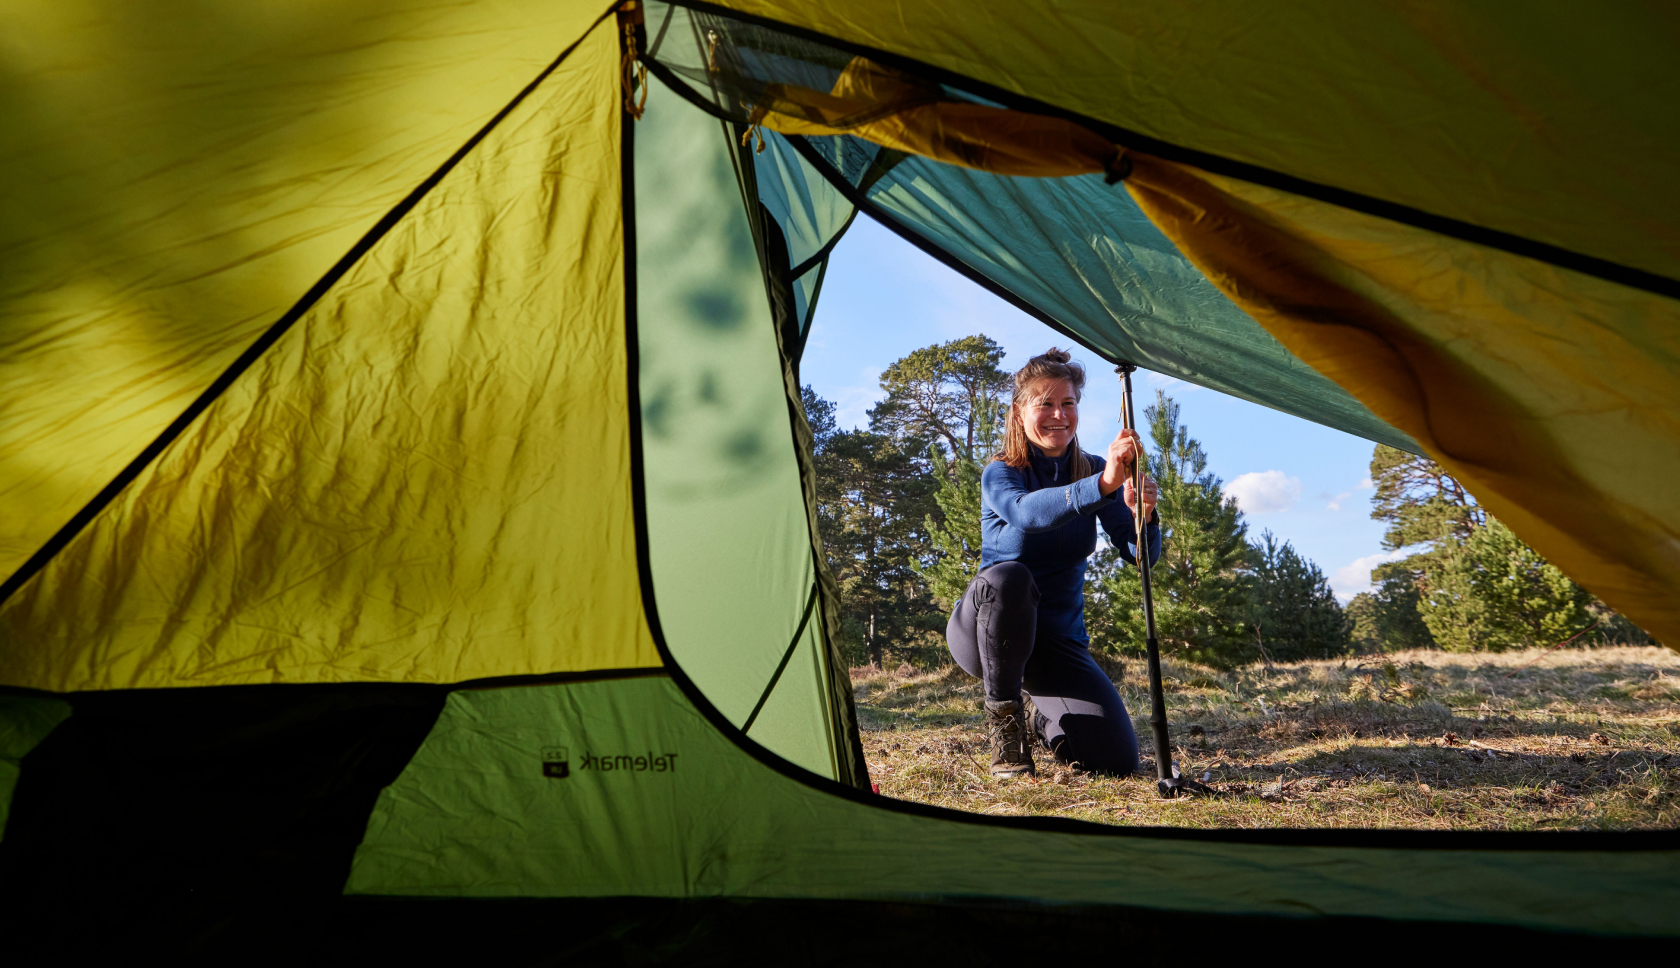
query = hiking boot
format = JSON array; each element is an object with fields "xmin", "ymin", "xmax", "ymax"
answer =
[{"xmin": 985, "ymin": 698, "xmax": 1036, "ymax": 778}]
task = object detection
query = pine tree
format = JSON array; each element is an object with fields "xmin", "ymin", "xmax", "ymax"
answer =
[
  {"xmin": 1420, "ymin": 518, "xmax": 1591, "ymax": 651},
  {"xmin": 803, "ymin": 385, "xmax": 942, "ymax": 667},
  {"xmin": 919, "ymin": 435, "xmax": 986, "ymax": 611},
  {"xmin": 1249, "ymin": 530, "xmax": 1349, "ymax": 661},
  {"xmin": 1364, "ymin": 443, "xmax": 1645, "ymax": 650},
  {"xmin": 1370, "ymin": 444, "xmax": 1483, "ymax": 546},
  {"xmin": 1364, "ymin": 444, "xmax": 1478, "ymax": 650},
  {"xmin": 869, "ymin": 335, "xmax": 1010, "ymax": 468},
  {"xmin": 1347, "ymin": 564, "xmax": 1433, "ymax": 652},
  {"xmin": 868, "ymin": 337, "xmax": 1010, "ymax": 614},
  {"xmin": 1086, "ymin": 391, "xmax": 1253, "ymax": 668}
]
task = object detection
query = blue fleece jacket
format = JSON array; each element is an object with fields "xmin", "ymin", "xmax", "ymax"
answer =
[{"xmin": 979, "ymin": 446, "xmax": 1163, "ymax": 642}]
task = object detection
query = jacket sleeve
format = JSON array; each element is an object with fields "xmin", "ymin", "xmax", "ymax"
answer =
[
  {"xmin": 1093, "ymin": 456, "xmax": 1164, "ymax": 566},
  {"xmin": 981, "ymin": 458, "xmax": 1113, "ymax": 534}
]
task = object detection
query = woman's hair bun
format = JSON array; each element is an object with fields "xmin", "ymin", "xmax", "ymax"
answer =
[{"xmin": 1013, "ymin": 348, "xmax": 1084, "ymax": 392}]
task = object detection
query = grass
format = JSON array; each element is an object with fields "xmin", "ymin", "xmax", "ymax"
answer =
[{"xmin": 851, "ymin": 646, "xmax": 1680, "ymax": 830}]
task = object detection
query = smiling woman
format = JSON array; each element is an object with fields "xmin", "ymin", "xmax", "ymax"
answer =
[{"xmin": 943, "ymin": 349, "xmax": 1161, "ymax": 777}]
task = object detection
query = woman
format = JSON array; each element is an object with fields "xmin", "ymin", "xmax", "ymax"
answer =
[{"xmin": 946, "ymin": 349, "xmax": 1161, "ymax": 778}]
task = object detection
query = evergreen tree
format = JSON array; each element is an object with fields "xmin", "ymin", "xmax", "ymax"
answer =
[
  {"xmin": 1364, "ymin": 444, "xmax": 1646, "ymax": 650},
  {"xmin": 1420, "ymin": 517, "xmax": 1591, "ymax": 651},
  {"xmin": 869, "ymin": 335, "xmax": 1010, "ymax": 473},
  {"xmin": 919, "ymin": 434, "xmax": 986, "ymax": 611},
  {"xmin": 1370, "ymin": 444, "xmax": 1484, "ymax": 546},
  {"xmin": 802, "ymin": 384, "xmax": 838, "ymax": 450},
  {"xmin": 804, "ymin": 385, "xmax": 942, "ymax": 667},
  {"xmin": 1363, "ymin": 444, "xmax": 1479, "ymax": 649},
  {"xmin": 1086, "ymin": 392, "xmax": 1253, "ymax": 668},
  {"xmin": 1249, "ymin": 530, "xmax": 1349, "ymax": 661},
  {"xmin": 868, "ymin": 337, "xmax": 1011, "ymax": 615},
  {"xmin": 1347, "ymin": 564, "xmax": 1433, "ymax": 652}
]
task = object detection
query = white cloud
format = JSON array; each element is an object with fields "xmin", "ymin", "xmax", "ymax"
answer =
[
  {"xmin": 1326, "ymin": 490, "xmax": 1352, "ymax": 511},
  {"xmin": 1356, "ymin": 476, "xmax": 1374, "ymax": 490},
  {"xmin": 1329, "ymin": 549, "xmax": 1409, "ymax": 603},
  {"xmin": 831, "ymin": 366, "xmax": 883, "ymax": 430},
  {"xmin": 1227, "ymin": 470, "xmax": 1303, "ymax": 514}
]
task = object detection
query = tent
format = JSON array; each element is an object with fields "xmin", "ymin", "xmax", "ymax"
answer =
[{"xmin": 1, "ymin": 0, "xmax": 1675, "ymax": 955}]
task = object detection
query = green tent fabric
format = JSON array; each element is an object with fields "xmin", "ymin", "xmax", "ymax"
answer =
[{"xmin": 1, "ymin": 0, "xmax": 1676, "ymax": 957}]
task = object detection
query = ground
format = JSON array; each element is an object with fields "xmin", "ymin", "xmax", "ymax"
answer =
[{"xmin": 851, "ymin": 646, "xmax": 1680, "ymax": 829}]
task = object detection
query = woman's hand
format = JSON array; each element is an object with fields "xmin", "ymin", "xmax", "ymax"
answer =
[
  {"xmin": 1099, "ymin": 428, "xmax": 1145, "ymax": 496},
  {"xmin": 1123, "ymin": 474, "xmax": 1159, "ymax": 521}
]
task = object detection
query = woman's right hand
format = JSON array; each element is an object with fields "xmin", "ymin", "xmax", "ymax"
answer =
[{"xmin": 1099, "ymin": 428, "xmax": 1144, "ymax": 496}]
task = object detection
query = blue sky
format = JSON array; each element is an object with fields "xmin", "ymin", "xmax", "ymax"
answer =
[{"xmin": 803, "ymin": 216, "xmax": 1405, "ymax": 601}]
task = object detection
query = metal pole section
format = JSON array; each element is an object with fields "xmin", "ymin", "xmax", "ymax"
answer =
[{"xmin": 1117, "ymin": 363, "xmax": 1178, "ymax": 798}]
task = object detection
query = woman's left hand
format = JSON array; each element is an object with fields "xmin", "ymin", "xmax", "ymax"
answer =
[{"xmin": 1123, "ymin": 474, "xmax": 1159, "ymax": 520}]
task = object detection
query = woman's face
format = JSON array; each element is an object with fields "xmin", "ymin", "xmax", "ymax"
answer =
[{"xmin": 1021, "ymin": 379, "xmax": 1079, "ymax": 456}]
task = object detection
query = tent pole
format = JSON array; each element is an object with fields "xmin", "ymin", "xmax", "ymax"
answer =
[{"xmin": 1116, "ymin": 363, "xmax": 1211, "ymax": 799}]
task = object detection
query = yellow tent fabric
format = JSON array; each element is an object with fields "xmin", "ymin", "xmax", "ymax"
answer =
[
  {"xmin": 718, "ymin": 0, "xmax": 1680, "ymax": 644},
  {"xmin": 1123, "ymin": 158, "xmax": 1680, "ymax": 648},
  {"xmin": 0, "ymin": 0, "xmax": 608, "ymax": 580},
  {"xmin": 0, "ymin": 20, "xmax": 657, "ymax": 691},
  {"xmin": 746, "ymin": 57, "xmax": 1124, "ymax": 179}
]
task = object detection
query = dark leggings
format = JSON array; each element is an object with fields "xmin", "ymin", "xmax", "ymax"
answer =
[{"xmin": 946, "ymin": 562, "xmax": 1139, "ymax": 775}]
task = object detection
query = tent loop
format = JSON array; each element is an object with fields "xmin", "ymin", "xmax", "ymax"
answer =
[
  {"xmin": 1104, "ymin": 149, "xmax": 1133, "ymax": 185},
  {"xmin": 739, "ymin": 122, "xmax": 766, "ymax": 153},
  {"xmin": 619, "ymin": 0, "xmax": 649, "ymax": 120}
]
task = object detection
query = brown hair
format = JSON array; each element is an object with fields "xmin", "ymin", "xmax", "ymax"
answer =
[{"xmin": 997, "ymin": 348, "xmax": 1093, "ymax": 479}]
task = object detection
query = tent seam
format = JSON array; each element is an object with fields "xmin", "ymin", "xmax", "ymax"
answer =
[{"xmin": 740, "ymin": 584, "xmax": 818, "ymax": 735}]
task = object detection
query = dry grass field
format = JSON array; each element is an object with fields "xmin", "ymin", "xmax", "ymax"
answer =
[{"xmin": 852, "ymin": 646, "xmax": 1680, "ymax": 829}]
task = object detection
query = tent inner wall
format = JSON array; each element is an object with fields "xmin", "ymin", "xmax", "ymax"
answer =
[
  {"xmin": 0, "ymin": 1, "xmax": 611, "ymax": 582},
  {"xmin": 635, "ymin": 71, "xmax": 841, "ymax": 779}
]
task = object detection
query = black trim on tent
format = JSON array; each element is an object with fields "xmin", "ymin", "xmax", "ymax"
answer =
[
  {"xmin": 626, "ymin": 61, "xmax": 1680, "ymax": 854},
  {"xmin": 666, "ymin": 0, "xmax": 1680, "ymax": 302},
  {"xmin": 741, "ymin": 583, "xmax": 818, "ymax": 735},
  {"xmin": 0, "ymin": 2, "xmax": 626, "ymax": 611},
  {"xmin": 0, "ymin": 666, "xmax": 667, "ymax": 704},
  {"xmin": 788, "ymin": 207, "xmax": 859, "ymax": 279}
]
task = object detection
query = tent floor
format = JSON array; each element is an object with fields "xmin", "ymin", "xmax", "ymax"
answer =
[{"xmin": 9, "ymin": 895, "xmax": 1658, "ymax": 962}]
